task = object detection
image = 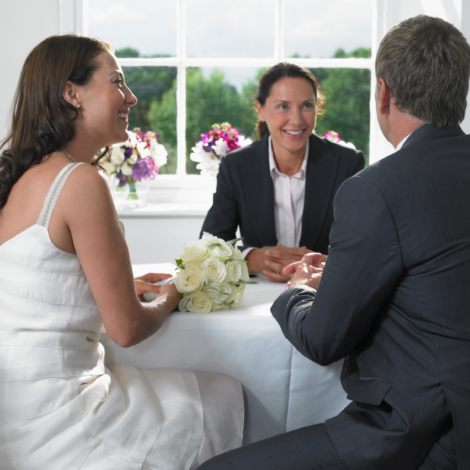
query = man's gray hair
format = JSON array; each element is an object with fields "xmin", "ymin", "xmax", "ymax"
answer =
[{"xmin": 376, "ymin": 15, "xmax": 470, "ymax": 128}]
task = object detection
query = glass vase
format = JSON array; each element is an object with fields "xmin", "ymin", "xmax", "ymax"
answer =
[{"xmin": 108, "ymin": 177, "xmax": 149, "ymax": 210}]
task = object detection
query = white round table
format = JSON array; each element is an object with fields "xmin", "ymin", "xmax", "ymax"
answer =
[{"xmin": 101, "ymin": 263, "xmax": 350, "ymax": 444}]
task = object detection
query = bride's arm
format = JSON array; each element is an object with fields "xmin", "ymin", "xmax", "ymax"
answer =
[{"xmin": 59, "ymin": 164, "xmax": 181, "ymax": 348}]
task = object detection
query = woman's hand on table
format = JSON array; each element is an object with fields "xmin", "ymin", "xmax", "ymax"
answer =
[
  {"xmin": 134, "ymin": 273, "xmax": 173, "ymax": 300},
  {"xmin": 246, "ymin": 243, "xmax": 315, "ymax": 283},
  {"xmin": 284, "ymin": 253, "xmax": 325, "ymax": 290}
]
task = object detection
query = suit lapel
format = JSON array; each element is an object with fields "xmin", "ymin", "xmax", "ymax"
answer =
[
  {"xmin": 299, "ymin": 134, "xmax": 339, "ymax": 248},
  {"xmin": 244, "ymin": 136, "xmax": 278, "ymax": 246}
]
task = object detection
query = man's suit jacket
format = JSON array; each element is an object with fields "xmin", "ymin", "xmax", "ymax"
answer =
[
  {"xmin": 200, "ymin": 133, "xmax": 365, "ymax": 253},
  {"xmin": 271, "ymin": 124, "xmax": 470, "ymax": 469}
]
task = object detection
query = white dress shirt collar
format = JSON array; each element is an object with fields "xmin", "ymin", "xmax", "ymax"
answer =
[
  {"xmin": 395, "ymin": 134, "xmax": 411, "ymax": 152},
  {"xmin": 268, "ymin": 136, "xmax": 309, "ymax": 178}
]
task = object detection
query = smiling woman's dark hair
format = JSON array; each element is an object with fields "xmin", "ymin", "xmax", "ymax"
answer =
[
  {"xmin": 255, "ymin": 62, "xmax": 325, "ymax": 139},
  {"xmin": 0, "ymin": 34, "xmax": 113, "ymax": 209}
]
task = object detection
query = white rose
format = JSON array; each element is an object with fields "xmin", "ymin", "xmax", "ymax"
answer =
[
  {"xmin": 174, "ymin": 264, "xmax": 204, "ymax": 293},
  {"xmin": 179, "ymin": 291, "xmax": 212, "ymax": 313},
  {"xmin": 208, "ymin": 240, "xmax": 232, "ymax": 260},
  {"xmin": 226, "ymin": 283, "xmax": 245, "ymax": 307},
  {"xmin": 225, "ymin": 261, "xmax": 243, "ymax": 283},
  {"xmin": 110, "ymin": 146, "xmax": 126, "ymax": 165},
  {"xmin": 181, "ymin": 241, "xmax": 208, "ymax": 264},
  {"xmin": 231, "ymin": 245, "xmax": 243, "ymax": 258},
  {"xmin": 121, "ymin": 162, "xmax": 133, "ymax": 176},
  {"xmin": 201, "ymin": 257, "xmax": 227, "ymax": 285},
  {"xmin": 102, "ymin": 161, "xmax": 117, "ymax": 175},
  {"xmin": 203, "ymin": 282, "xmax": 232, "ymax": 304},
  {"xmin": 201, "ymin": 232, "xmax": 219, "ymax": 245}
]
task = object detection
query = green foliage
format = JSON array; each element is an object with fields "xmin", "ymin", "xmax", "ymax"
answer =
[
  {"xmin": 311, "ymin": 48, "xmax": 371, "ymax": 163},
  {"xmin": 149, "ymin": 68, "xmax": 258, "ymax": 174}
]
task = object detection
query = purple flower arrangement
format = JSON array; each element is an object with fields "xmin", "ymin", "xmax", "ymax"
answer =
[
  {"xmin": 190, "ymin": 123, "xmax": 252, "ymax": 176},
  {"xmin": 101, "ymin": 128, "xmax": 168, "ymax": 190}
]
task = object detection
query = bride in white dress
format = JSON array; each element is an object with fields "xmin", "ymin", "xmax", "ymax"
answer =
[{"xmin": 0, "ymin": 35, "xmax": 244, "ymax": 469}]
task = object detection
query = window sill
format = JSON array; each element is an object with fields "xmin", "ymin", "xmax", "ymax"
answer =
[{"xmin": 117, "ymin": 202, "xmax": 211, "ymax": 218}]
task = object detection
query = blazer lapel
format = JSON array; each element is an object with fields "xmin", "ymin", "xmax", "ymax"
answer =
[
  {"xmin": 244, "ymin": 136, "xmax": 278, "ymax": 246},
  {"xmin": 299, "ymin": 134, "xmax": 339, "ymax": 248}
]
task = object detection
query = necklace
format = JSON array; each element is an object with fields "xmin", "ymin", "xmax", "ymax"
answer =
[{"xmin": 60, "ymin": 149, "xmax": 76, "ymax": 163}]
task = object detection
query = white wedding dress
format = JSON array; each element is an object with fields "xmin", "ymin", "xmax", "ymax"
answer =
[{"xmin": 0, "ymin": 163, "xmax": 244, "ymax": 469}]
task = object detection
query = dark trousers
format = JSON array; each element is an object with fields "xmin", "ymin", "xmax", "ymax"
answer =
[
  {"xmin": 197, "ymin": 423, "xmax": 347, "ymax": 470},
  {"xmin": 197, "ymin": 422, "xmax": 457, "ymax": 470}
]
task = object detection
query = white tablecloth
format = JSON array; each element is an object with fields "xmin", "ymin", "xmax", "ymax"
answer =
[{"xmin": 101, "ymin": 263, "xmax": 350, "ymax": 444}]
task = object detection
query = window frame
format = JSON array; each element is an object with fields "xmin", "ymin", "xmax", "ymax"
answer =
[{"xmin": 62, "ymin": 0, "xmax": 380, "ymax": 191}]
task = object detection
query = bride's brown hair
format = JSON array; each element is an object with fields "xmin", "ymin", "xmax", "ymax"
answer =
[{"xmin": 0, "ymin": 34, "xmax": 113, "ymax": 209}]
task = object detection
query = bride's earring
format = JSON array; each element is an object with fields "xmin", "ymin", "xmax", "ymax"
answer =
[{"xmin": 77, "ymin": 103, "xmax": 81, "ymax": 109}]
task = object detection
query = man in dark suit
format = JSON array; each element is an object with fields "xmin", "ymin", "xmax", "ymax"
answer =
[{"xmin": 198, "ymin": 15, "xmax": 470, "ymax": 470}]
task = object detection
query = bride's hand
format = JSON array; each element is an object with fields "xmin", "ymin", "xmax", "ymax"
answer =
[
  {"xmin": 157, "ymin": 276, "xmax": 182, "ymax": 311},
  {"xmin": 134, "ymin": 273, "xmax": 173, "ymax": 301}
]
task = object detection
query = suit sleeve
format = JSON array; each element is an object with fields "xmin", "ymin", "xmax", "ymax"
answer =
[
  {"xmin": 200, "ymin": 157, "xmax": 241, "ymax": 243},
  {"xmin": 271, "ymin": 175, "xmax": 403, "ymax": 365}
]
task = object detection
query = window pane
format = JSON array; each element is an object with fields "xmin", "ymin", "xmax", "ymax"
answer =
[
  {"xmin": 185, "ymin": 67, "xmax": 259, "ymax": 174},
  {"xmin": 88, "ymin": 0, "xmax": 176, "ymax": 57},
  {"xmin": 312, "ymin": 67, "xmax": 371, "ymax": 164},
  {"xmin": 126, "ymin": 66, "xmax": 177, "ymax": 174},
  {"xmin": 186, "ymin": 0, "xmax": 274, "ymax": 58},
  {"xmin": 284, "ymin": 0, "xmax": 372, "ymax": 59}
]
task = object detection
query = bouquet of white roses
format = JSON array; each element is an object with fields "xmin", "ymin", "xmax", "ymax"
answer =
[{"xmin": 175, "ymin": 233, "xmax": 256, "ymax": 313}]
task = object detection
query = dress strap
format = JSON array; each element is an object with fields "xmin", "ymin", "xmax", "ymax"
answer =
[{"xmin": 37, "ymin": 162, "xmax": 87, "ymax": 229}]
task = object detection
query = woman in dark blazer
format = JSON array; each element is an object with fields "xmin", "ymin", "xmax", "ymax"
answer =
[{"xmin": 201, "ymin": 63, "xmax": 364, "ymax": 282}]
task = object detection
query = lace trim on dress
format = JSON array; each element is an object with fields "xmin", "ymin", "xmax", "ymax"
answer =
[{"xmin": 37, "ymin": 163, "xmax": 86, "ymax": 229}]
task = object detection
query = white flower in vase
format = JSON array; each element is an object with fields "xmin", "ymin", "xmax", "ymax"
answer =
[
  {"xmin": 150, "ymin": 140, "xmax": 168, "ymax": 167},
  {"xmin": 128, "ymin": 152, "xmax": 138, "ymax": 164},
  {"xmin": 213, "ymin": 139, "xmax": 230, "ymax": 157},
  {"xmin": 121, "ymin": 162, "xmax": 133, "ymax": 176},
  {"xmin": 102, "ymin": 161, "xmax": 117, "ymax": 175},
  {"xmin": 137, "ymin": 141, "xmax": 150, "ymax": 159},
  {"xmin": 238, "ymin": 135, "xmax": 253, "ymax": 148},
  {"xmin": 110, "ymin": 146, "xmax": 126, "ymax": 165},
  {"xmin": 127, "ymin": 130, "xmax": 139, "ymax": 147}
]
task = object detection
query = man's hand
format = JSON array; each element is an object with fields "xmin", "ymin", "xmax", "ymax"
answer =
[
  {"xmin": 134, "ymin": 273, "xmax": 173, "ymax": 301},
  {"xmin": 284, "ymin": 253, "xmax": 325, "ymax": 290},
  {"xmin": 246, "ymin": 243, "xmax": 315, "ymax": 283}
]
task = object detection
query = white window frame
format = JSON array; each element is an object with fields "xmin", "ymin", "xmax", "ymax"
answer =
[{"xmin": 61, "ymin": 0, "xmax": 384, "ymax": 193}]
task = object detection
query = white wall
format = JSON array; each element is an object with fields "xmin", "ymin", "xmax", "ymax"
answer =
[{"xmin": 0, "ymin": 0, "xmax": 60, "ymax": 142}]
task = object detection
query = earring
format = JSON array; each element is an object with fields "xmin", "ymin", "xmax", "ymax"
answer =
[{"xmin": 77, "ymin": 103, "xmax": 81, "ymax": 109}]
